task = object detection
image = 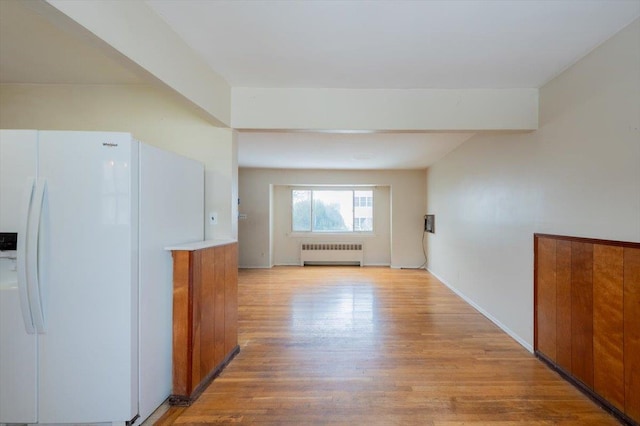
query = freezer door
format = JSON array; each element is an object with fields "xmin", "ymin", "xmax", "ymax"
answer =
[
  {"xmin": 36, "ymin": 131, "xmax": 139, "ymax": 423},
  {"xmin": 0, "ymin": 130, "xmax": 38, "ymax": 423}
]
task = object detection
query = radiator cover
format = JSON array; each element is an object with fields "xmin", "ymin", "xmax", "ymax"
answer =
[{"xmin": 300, "ymin": 243, "xmax": 364, "ymax": 266}]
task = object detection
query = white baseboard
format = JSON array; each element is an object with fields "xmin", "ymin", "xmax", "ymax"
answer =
[
  {"xmin": 238, "ymin": 265, "xmax": 272, "ymax": 269},
  {"xmin": 427, "ymin": 268, "xmax": 533, "ymax": 353}
]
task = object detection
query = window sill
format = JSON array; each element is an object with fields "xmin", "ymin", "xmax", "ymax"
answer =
[{"xmin": 288, "ymin": 232, "xmax": 376, "ymax": 238}]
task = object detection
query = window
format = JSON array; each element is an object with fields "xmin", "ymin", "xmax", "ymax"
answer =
[{"xmin": 292, "ymin": 189, "xmax": 373, "ymax": 233}]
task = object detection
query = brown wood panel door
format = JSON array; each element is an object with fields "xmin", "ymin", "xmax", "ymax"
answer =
[
  {"xmin": 536, "ymin": 237, "xmax": 557, "ymax": 360},
  {"xmin": 555, "ymin": 240, "xmax": 572, "ymax": 372},
  {"xmin": 571, "ymin": 241, "xmax": 594, "ymax": 389},
  {"xmin": 213, "ymin": 245, "xmax": 227, "ymax": 366},
  {"xmin": 592, "ymin": 244, "xmax": 624, "ymax": 411},
  {"xmin": 225, "ymin": 243, "xmax": 239, "ymax": 354},
  {"xmin": 624, "ymin": 247, "xmax": 640, "ymax": 421}
]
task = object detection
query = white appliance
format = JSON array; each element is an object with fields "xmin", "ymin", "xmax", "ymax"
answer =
[{"xmin": 0, "ymin": 130, "xmax": 204, "ymax": 425}]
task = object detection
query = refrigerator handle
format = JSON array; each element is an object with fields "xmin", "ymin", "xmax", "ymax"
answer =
[
  {"xmin": 27, "ymin": 179, "xmax": 47, "ymax": 333},
  {"xmin": 17, "ymin": 177, "xmax": 36, "ymax": 334}
]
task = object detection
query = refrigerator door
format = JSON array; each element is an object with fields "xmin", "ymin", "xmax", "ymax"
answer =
[
  {"xmin": 36, "ymin": 131, "xmax": 139, "ymax": 423},
  {"xmin": 0, "ymin": 130, "xmax": 38, "ymax": 423}
]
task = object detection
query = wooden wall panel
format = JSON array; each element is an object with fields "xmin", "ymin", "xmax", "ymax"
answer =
[
  {"xmin": 199, "ymin": 248, "xmax": 216, "ymax": 379},
  {"xmin": 225, "ymin": 243, "xmax": 239, "ymax": 354},
  {"xmin": 190, "ymin": 250, "xmax": 203, "ymax": 389},
  {"xmin": 170, "ymin": 242, "xmax": 239, "ymax": 405},
  {"xmin": 571, "ymin": 242, "xmax": 593, "ymax": 389},
  {"xmin": 624, "ymin": 247, "xmax": 640, "ymax": 422},
  {"xmin": 213, "ymin": 246, "xmax": 226, "ymax": 366},
  {"xmin": 555, "ymin": 240, "xmax": 572, "ymax": 372},
  {"xmin": 592, "ymin": 244, "xmax": 624, "ymax": 411},
  {"xmin": 535, "ymin": 234, "xmax": 640, "ymax": 424},
  {"xmin": 536, "ymin": 237, "xmax": 557, "ymax": 360},
  {"xmin": 172, "ymin": 251, "xmax": 192, "ymax": 396}
]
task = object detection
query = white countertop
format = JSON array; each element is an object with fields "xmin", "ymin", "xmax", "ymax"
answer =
[{"xmin": 164, "ymin": 239, "xmax": 237, "ymax": 251}]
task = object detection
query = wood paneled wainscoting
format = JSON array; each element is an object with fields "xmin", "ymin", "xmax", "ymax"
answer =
[
  {"xmin": 166, "ymin": 240, "xmax": 239, "ymax": 405},
  {"xmin": 534, "ymin": 234, "xmax": 640, "ymax": 425}
]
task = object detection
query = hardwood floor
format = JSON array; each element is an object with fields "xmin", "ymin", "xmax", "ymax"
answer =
[{"xmin": 155, "ymin": 266, "xmax": 619, "ymax": 425}]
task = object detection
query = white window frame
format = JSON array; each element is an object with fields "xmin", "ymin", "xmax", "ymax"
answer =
[{"xmin": 291, "ymin": 187, "xmax": 375, "ymax": 234}]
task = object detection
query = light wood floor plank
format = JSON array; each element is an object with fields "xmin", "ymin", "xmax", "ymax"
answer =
[{"xmin": 155, "ymin": 267, "xmax": 618, "ymax": 425}]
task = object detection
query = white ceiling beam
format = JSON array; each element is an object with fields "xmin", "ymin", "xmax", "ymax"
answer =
[
  {"xmin": 44, "ymin": 0, "xmax": 231, "ymax": 127},
  {"xmin": 232, "ymin": 88, "xmax": 538, "ymax": 131}
]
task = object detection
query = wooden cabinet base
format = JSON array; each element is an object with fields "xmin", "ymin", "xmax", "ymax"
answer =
[{"xmin": 169, "ymin": 345, "xmax": 240, "ymax": 406}]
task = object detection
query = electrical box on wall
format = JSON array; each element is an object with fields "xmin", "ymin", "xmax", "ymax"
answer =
[
  {"xmin": 425, "ymin": 215, "xmax": 435, "ymax": 233},
  {"xmin": 208, "ymin": 211, "xmax": 218, "ymax": 225}
]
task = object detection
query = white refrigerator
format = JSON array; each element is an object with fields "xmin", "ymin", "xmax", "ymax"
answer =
[{"xmin": 0, "ymin": 130, "xmax": 204, "ymax": 424}]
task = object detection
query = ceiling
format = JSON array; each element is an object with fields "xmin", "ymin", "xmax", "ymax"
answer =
[
  {"xmin": 1, "ymin": 1, "xmax": 638, "ymax": 170},
  {"xmin": 146, "ymin": 0, "xmax": 640, "ymax": 89}
]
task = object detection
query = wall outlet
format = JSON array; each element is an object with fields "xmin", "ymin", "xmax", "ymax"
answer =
[
  {"xmin": 425, "ymin": 214, "xmax": 435, "ymax": 233},
  {"xmin": 208, "ymin": 211, "xmax": 218, "ymax": 225}
]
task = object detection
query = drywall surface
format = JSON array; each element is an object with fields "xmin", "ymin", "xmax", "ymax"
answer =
[
  {"xmin": 0, "ymin": 83, "xmax": 237, "ymax": 240},
  {"xmin": 271, "ymin": 184, "xmax": 391, "ymax": 266},
  {"xmin": 232, "ymin": 88, "xmax": 538, "ymax": 131},
  {"xmin": 425, "ymin": 19, "xmax": 640, "ymax": 350},
  {"xmin": 230, "ymin": 130, "xmax": 239, "ymax": 240},
  {"xmin": 239, "ymin": 168, "xmax": 426, "ymax": 268},
  {"xmin": 45, "ymin": 0, "xmax": 231, "ymax": 126}
]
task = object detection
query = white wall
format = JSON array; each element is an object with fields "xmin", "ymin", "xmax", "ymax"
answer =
[
  {"xmin": 0, "ymin": 83, "xmax": 237, "ymax": 240},
  {"xmin": 239, "ymin": 168, "xmax": 426, "ymax": 268},
  {"xmin": 272, "ymin": 185, "xmax": 391, "ymax": 266},
  {"xmin": 425, "ymin": 19, "xmax": 640, "ymax": 351},
  {"xmin": 44, "ymin": 0, "xmax": 231, "ymax": 126},
  {"xmin": 230, "ymin": 130, "xmax": 239, "ymax": 240},
  {"xmin": 232, "ymin": 88, "xmax": 538, "ymax": 131}
]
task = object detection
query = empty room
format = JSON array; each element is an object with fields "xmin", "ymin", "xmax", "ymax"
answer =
[{"xmin": 0, "ymin": 1, "xmax": 638, "ymax": 425}]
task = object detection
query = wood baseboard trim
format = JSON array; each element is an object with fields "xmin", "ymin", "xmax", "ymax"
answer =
[
  {"xmin": 169, "ymin": 345, "xmax": 241, "ymax": 406},
  {"xmin": 535, "ymin": 351, "xmax": 638, "ymax": 426}
]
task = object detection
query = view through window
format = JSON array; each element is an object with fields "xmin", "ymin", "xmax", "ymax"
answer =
[{"xmin": 292, "ymin": 189, "xmax": 373, "ymax": 232}]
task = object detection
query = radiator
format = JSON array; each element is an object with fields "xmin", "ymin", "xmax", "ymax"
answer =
[{"xmin": 300, "ymin": 243, "xmax": 364, "ymax": 267}]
